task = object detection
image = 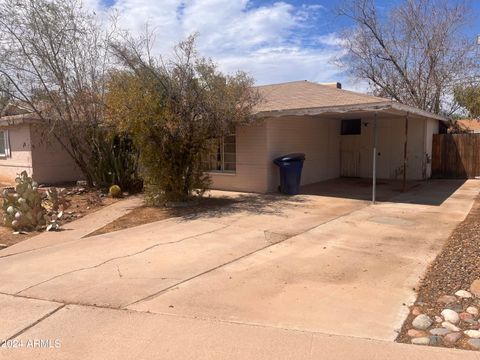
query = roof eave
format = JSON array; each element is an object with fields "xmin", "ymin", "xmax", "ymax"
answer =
[
  {"xmin": 0, "ymin": 113, "xmax": 42, "ymax": 126},
  {"xmin": 254, "ymin": 101, "xmax": 448, "ymax": 122}
]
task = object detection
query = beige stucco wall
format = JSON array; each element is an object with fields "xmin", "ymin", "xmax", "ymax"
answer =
[
  {"xmin": 29, "ymin": 126, "xmax": 84, "ymax": 184},
  {"xmin": 0, "ymin": 124, "xmax": 34, "ymax": 184},
  {"xmin": 208, "ymin": 121, "xmax": 270, "ymax": 193},
  {"xmin": 0, "ymin": 124, "xmax": 83, "ymax": 185},
  {"xmin": 265, "ymin": 116, "xmax": 340, "ymax": 192},
  {"xmin": 341, "ymin": 115, "xmax": 438, "ymax": 181},
  {"xmin": 208, "ymin": 115, "xmax": 439, "ymax": 194},
  {"xmin": 209, "ymin": 116, "xmax": 341, "ymax": 193}
]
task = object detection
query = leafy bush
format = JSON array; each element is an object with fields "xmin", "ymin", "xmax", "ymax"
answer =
[
  {"xmin": 2, "ymin": 171, "xmax": 46, "ymax": 230},
  {"xmin": 107, "ymin": 36, "xmax": 259, "ymax": 204}
]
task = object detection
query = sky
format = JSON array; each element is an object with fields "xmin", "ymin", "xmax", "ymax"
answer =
[{"xmin": 87, "ymin": 0, "xmax": 480, "ymax": 91}]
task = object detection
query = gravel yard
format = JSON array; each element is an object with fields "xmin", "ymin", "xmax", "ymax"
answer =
[{"xmin": 397, "ymin": 196, "xmax": 480, "ymax": 350}]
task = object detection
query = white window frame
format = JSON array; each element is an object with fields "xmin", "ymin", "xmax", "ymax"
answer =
[
  {"xmin": 206, "ymin": 133, "xmax": 236, "ymax": 174},
  {"xmin": 0, "ymin": 129, "xmax": 10, "ymax": 159}
]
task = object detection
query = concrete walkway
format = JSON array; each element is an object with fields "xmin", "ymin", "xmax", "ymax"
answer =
[
  {"xmin": 2, "ymin": 299, "xmax": 480, "ymax": 360},
  {"xmin": 0, "ymin": 179, "xmax": 479, "ymax": 359}
]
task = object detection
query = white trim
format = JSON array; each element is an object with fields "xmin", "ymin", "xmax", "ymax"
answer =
[
  {"xmin": 255, "ymin": 101, "xmax": 448, "ymax": 122},
  {"xmin": 0, "ymin": 129, "xmax": 10, "ymax": 158},
  {"xmin": 206, "ymin": 171, "xmax": 236, "ymax": 176}
]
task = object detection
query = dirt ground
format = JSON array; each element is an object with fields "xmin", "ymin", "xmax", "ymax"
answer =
[
  {"xmin": 0, "ymin": 185, "xmax": 118, "ymax": 247},
  {"xmin": 397, "ymin": 196, "xmax": 480, "ymax": 350},
  {"xmin": 87, "ymin": 197, "xmax": 237, "ymax": 237}
]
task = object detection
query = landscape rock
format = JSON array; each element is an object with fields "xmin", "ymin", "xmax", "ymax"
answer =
[
  {"xmin": 445, "ymin": 303, "xmax": 463, "ymax": 312},
  {"xmin": 470, "ymin": 280, "xmax": 480, "ymax": 298},
  {"xmin": 0, "ymin": 243, "xmax": 7, "ymax": 250},
  {"xmin": 411, "ymin": 306, "xmax": 422, "ymax": 316},
  {"xmin": 464, "ymin": 319, "xmax": 478, "ymax": 326},
  {"xmin": 412, "ymin": 314, "xmax": 433, "ymax": 330},
  {"xmin": 442, "ymin": 321, "xmax": 461, "ymax": 332},
  {"xmin": 434, "ymin": 316, "xmax": 443, "ymax": 323},
  {"xmin": 456, "ymin": 290, "xmax": 473, "ymax": 298},
  {"xmin": 411, "ymin": 337, "xmax": 430, "ymax": 345},
  {"xmin": 429, "ymin": 335, "xmax": 443, "ymax": 346},
  {"xmin": 467, "ymin": 306, "xmax": 479, "ymax": 317},
  {"xmin": 444, "ymin": 332, "xmax": 462, "ymax": 345},
  {"xmin": 429, "ymin": 328, "xmax": 451, "ymax": 336},
  {"xmin": 464, "ymin": 330, "xmax": 480, "ymax": 338},
  {"xmin": 461, "ymin": 312, "xmax": 475, "ymax": 321},
  {"xmin": 468, "ymin": 339, "xmax": 480, "ymax": 350},
  {"xmin": 437, "ymin": 295, "xmax": 457, "ymax": 304},
  {"xmin": 441, "ymin": 309, "xmax": 460, "ymax": 324},
  {"xmin": 408, "ymin": 329, "xmax": 427, "ymax": 337}
]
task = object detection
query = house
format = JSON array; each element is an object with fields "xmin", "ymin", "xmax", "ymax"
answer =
[
  {"xmin": 0, "ymin": 104, "xmax": 83, "ymax": 184},
  {"xmin": 207, "ymin": 80, "xmax": 446, "ymax": 195},
  {"xmin": 452, "ymin": 119, "xmax": 480, "ymax": 133}
]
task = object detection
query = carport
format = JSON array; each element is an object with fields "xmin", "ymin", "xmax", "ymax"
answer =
[
  {"xmin": 260, "ymin": 101, "xmax": 448, "ymax": 203},
  {"xmin": 208, "ymin": 81, "xmax": 448, "ymax": 197}
]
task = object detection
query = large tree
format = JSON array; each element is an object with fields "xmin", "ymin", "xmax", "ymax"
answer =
[
  {"xmin": 337, "ymin": 0, "xmax": 478, "ymax": 114},
  {"xmin": 107, "ymin": 36, "xmax": 260, "ymax": 204},
  {"xmin": 454, "ymin": 85, "xmax": 480, "ymax": 118},
  {"xmin": 0, "ymin": 0, "xmax": 115, "ymax": 186}
]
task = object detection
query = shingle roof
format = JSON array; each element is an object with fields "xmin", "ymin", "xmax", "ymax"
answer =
[
  {"xmin": 455, "ymin": 119, "xmax": 480, "ymax": 132},
  {"xmin": 254, "ymin": 80, "xmax": 387, "ymax": 114}
]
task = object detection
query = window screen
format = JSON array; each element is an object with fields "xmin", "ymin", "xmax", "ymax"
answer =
[
  {"xmin": 0, "ymin": 131, "xmax": 6, "ymax": 156},
  {"xmin": 205, "ymin": 133, "xmax": 236, "ymax": 172},
  {"xmin": 341, "ymin": 119, "xmax": 361, "ymax": 135}
]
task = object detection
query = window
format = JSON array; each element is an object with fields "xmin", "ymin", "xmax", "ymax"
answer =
[
  {"xmin": 341, "ymin": 119, "xmax": 361, "ymax": 135},
  {"xmin": 205, "ymin": 133, "xmax": 236, "ymax": 172},
  {"xmin": 0, "ymin": 130, "xmax": 9, "ymax": 158}
]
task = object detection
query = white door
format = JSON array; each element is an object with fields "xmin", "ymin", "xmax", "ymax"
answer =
[
  {"xmin": 341, "ymin": 136, "xmax": 361, "ymax": 177},
  {"xmin": 340, "ymin": 119, "xmax": 363, "ymax": 177}
]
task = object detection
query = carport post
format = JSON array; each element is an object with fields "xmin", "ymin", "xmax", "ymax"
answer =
[
  {"xmin": 372, "ymin": 112, "xmax": 378, "ymax": 204},
  {"xmin": 403, "ymin": 113, "xmax": 409, "ymax": 192}
]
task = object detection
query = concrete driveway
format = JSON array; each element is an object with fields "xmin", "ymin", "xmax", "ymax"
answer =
[{"xmin": 1, "ymin": 179, "xmax": 479, "ymax": 359}]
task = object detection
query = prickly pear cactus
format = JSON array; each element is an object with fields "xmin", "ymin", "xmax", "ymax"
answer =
[
  {"xmin": 45, "ymin": 187, "xmax": 70, "ymax": 212},
  {"xmin": 2, "ymin": 171, "xmax": 46, "ymax": 231}
]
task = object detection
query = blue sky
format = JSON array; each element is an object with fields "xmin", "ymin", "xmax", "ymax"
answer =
[{"xmin": 92, "ymin": 0, "xmax": 480, "ymax": 91}]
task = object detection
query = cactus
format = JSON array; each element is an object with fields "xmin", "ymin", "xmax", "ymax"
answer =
[
  {"xmin": 2, "ymin": 171, "xmax": 46, "ymax": 231},
  {"xmin": 108, "ymin": 184, "xmax": 122, "ymax": 198},
  {"xmin": 45, "ymin": 187, "xmax": 70, "ymax": 212}
]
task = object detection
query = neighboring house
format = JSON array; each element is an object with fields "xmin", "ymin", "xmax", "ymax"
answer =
[
  {"xmin": 207, "ymin": 80, "xmax": 446, "ymax": 193},
  {"xmin": 0, "ymin": 104, "xmax": 83, "ymax": 184},
  {"xmin": 453, "ymin": 119, "xmax": 480, "ymax": 134}
]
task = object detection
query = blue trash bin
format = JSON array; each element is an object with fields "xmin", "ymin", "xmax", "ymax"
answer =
[{"xmin": 273, "ymin": 153, "xmax": 306, "ymax": 195}]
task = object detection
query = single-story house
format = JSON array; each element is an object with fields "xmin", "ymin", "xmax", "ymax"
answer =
[
  {"xmin": 453, "ymin": 119, "xmax": 480, "ymax": 134},
  {"xmin": 207, "ymin": 80, "xmax": 446, "ymax": 196},
  {"xmin": 0, "ymin": 104, "xmax": 83, "ymax": 184}
]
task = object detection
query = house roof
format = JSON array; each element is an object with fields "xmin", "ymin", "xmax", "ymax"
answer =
[
  {"xmin": 455, "ymin": 119, "xmax": 480, "ymax": 133},
  {"xmin": 255, "ymin": 81, "xmax": 386, "ymax": 113},
  {"xmin": 0, "ymin": 102, "xmax": 41, "ymax": 126},
  {"xmin": 254, "ymin": 80, "xmax": 447, "ymax": 122}
]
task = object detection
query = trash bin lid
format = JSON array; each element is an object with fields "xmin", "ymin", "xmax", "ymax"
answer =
[{"xmin": 274, "ymin": 153, "xmax": 306, "ymax": 162}]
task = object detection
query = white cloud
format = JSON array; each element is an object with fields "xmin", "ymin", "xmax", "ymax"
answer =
[{"xmin": 89, "ymin": 0, "xmax": 353, "ymax": 88}]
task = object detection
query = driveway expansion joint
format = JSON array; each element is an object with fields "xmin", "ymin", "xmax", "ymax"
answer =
[{"xmin": 0, "ymin": 303, "xmax": 65, "ymax": 346}]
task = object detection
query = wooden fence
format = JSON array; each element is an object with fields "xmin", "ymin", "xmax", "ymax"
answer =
[{"xmin": 432, "ymin": 134, "xmax": 480, "ymax": 178}]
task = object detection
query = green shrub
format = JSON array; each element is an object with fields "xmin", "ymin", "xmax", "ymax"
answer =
[
  {"xmin": 91, "ymin": 131, "xmax": 142, "ymax": 193},
  {"xmin": 107, "ymin": 36, "xmax": 259, "ymax": 204}
]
